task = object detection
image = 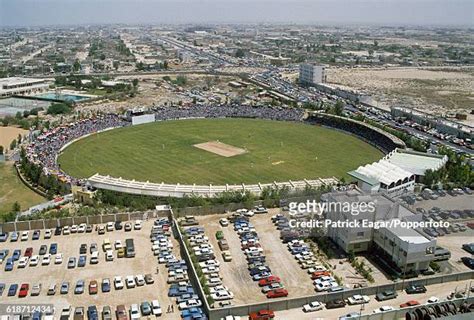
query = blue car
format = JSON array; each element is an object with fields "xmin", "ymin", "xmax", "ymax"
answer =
[
  {"xmin": 78, "ymin": 255, "xmax": 86, "ymax": 267},
  {"xmin": 181, "ymin": 307, "xmax": 207, "ymax": 320},
  {"xmin": 87, "ymin": 306, "xmax": 98, "ymax": 320},
  {"xmin": 10, "ymin": 232, "xmax": 18, "ymax": 242},
  {"xmin": 12, "ymin": 249, "xmax": 21, "ymax": 261},
  {"xmin": 0, "ymin": 233, "xmax": 8, "ymax": 242},
  {"xmin": 8, "ymin": 284, "xmax": 18, "ymax": 296},
  {"xmin": 32, "ymin": 311, "xmax": 42, "ymax": 320},
  {"xmin": 0, "ymin": 249, "xmax": 9, "ymax": 260},
  {"xmin": 4, "ymin": 258, "xmax": 14, "ymax": 271},
  {"xmin": 49, "ymin": 243, "xmax": 58, "ymax": 255}
]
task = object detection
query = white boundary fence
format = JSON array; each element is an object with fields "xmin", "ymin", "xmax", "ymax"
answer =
[{"xmin": 88, "ymin": 173, "xmax": 339, "ymax": 198}]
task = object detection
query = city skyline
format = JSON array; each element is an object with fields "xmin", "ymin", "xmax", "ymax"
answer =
[{"xmin": 1, "ymin": 0, "xmax": 473, "ymax": 27}]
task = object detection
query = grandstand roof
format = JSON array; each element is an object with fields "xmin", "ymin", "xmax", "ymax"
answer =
[
  {"xmin": 351, "ymin": 160, "xmax": 413, "ymax": 186},
  {"xmin": 385, "ymin": 149, "xmax": 448, "ymax": 176}
]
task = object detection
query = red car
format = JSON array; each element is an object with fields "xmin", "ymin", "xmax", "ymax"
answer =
[
  {"xmin": 89, "ymin": 280, "xmax": 98, "ymax": 294},
  {"xmin": 400, "ymin": 300, "xmax": 420, "ymax": 308},
  {"xmin": 24, "ymin": 247, "xmax": 33, "ymax": 257},
  {"xmin": 258, "ymin": 276, "xmax": 281, "ymax": 287},
  {"xmin": 311, "ymin": 271, "xmax": 331, "ymax": 280},
  {"xmin": 266, "ymin": 288, "xmax": 288, "ymax": 299},
  {"xmin": 248, "ymin": 310, "xmax": 275, "ymax": 320},
  {"xmin": 19, "ymin": 284, "xmax": 29, "ymax": 297}
]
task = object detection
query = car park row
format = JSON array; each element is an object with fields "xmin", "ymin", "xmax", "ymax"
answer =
[
  {"xmin": 181, "ymin": 220, "xmax": 235, "ymax": 307},
  {"xmin": 230, "ymin": 210, "xmax": 289, "ymax": 299}
]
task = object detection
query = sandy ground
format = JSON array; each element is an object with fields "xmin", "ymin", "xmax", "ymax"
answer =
[
  {"xmin": 0, "ymin": 126, "xmax": 28, "ymax": 151},
  {"xmin": 275, "ymin": 280, "xmax": 474, "ymax": 320},
  {"xmin": 0, "ymin": 220, "xmax": 182, "ymax": 320},
  {"xmin": 327, "ymin": 67, "xmax": 474, "ymax": 125},
  {"xmin": 193, "ymin": 141, "xmax": 247, "ymax": 158},
  {"xmin": 196, "ymin": 209, "xmax": 317, "ymax": 305}
]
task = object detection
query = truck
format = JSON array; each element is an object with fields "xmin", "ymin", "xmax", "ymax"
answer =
[{"xmin": 60, "ymin": 306, "xmax": 72, "ymax": 320}]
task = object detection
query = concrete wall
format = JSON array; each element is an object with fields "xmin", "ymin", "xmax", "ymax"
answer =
[
  {"xmin": 208, "ymin": 271, "xmax": 474, "ymax": 319},
  {"xmin": 0, "ymin": 211, "xmax": 155, "ymax": 232}
]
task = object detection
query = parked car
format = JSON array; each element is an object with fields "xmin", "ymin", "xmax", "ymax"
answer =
[
  {"xmin": 373, "ymin": 306, "xmax": 395, "ymax": 314},
  {"xmin": 405, "ymin": 284, "xmax": 427, "ymax": 294},
  {"xmin": 101, "ymin": 278, "xmax": 111, "ymax": 292},
  {"xmin": 101, "ymin": 306, "xmax": 112, "ymax": 320},
  {"xmin": 115, "ymin": 305, "xmax": 127, "ymax": 320},
  {"xmin": 140, "ymin": 302, "xmax": 152, "ymax": 316},
  {"xmin": 74, "ymin": 307, "xmax": 84, "ymax": 320},
  {"xmin": 151, "ymin": 300, "xmax": 162, "ymax": 316},
  {"xmin": 129, "ymin": 304, "xmax": 140, "ymax": 320},
  {"xmin": 248, "ymin": 310, "xmax": 275, "ymax": 320},
  {"xmin": 60, "ymin": 282, "xmax": 70, "ymax": 294},
  {"xmin": 326, "ymin": 299, "xmax": 346, "ymax": 309},
  {"xmin": 8, "ymin": 284, "xmax": 18, "ymax": 296},
  {"xmin": 400, "ymin": 300, "xmax": 420, "ymax": 308},
  {"xmin": 347, "ymin": 294, "xmax": 370, "ymax": 305},
  {"xmin": 376, "ymin": 289, "xmax": 398, "ymax": 301},
  {"xmin": 19, "ymin": 283, "xmax": 29, "ymax": 297},
  {"xmin": 266, "ymin": 288, "xmax": 288, "ymax": 298},
  {"xmin": 88, "ymin": 280, "xmax": 98, "ymax": 295},
  {"xmin": 74, "ymin": 280, "xmax": 85, "ymax": 294},
  {"xmin": 68, "ymin": 257, "xmax": 76, "ymax": 268},
  {"xmin": 87, "ymin": 306, "xmax": 98, "ymax": 320},
  {"xmin": 302, "ymin": 301, "xmax": 324, "ymax": 313}
]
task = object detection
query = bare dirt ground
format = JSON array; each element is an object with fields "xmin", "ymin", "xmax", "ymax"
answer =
[
  {"xmin": 0, "ymin": 220, "xmax": 181, "ymax": 320},
  {"xmin": 0, "ymin": 126, "xmax": 28, "ymax": 151},
  {"xmin": 327, "ymin": 67, "xmax": 474, "ymax": 125},
  {"xmin": 193, "ymin": 141, "xmax": 247, "ymax": 158},
  {"xmin": 196, "ymin": 209, "xmax": 316, "ymax": 305},
  {"xmin": 275, "ymin": 280, "xmax": 473, "ymax": 320}
]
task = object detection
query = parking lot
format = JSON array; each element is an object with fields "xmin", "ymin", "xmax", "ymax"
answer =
[
  {"xmin": 196, "ymin": 208, "xmax": 316, "ymax": 305},
  {"xmin": 275, "ymin": 280, "xmax": 474, "ymax": 319},
  {"xmin": 0, "ymin": 220, "xmax": 182, "ymax": 320}
]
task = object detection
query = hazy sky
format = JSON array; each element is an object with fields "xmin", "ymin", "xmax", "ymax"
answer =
[{"xmin": 0, "ymin": 0, "xmax": 473, "ymax": 27}]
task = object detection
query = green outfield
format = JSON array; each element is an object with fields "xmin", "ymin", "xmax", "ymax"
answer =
[{"xmin": 58, "ymin": 118, "xmax": 383, "ymax": 185}]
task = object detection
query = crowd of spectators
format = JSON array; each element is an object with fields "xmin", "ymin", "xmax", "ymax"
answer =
[
  {"xmin": 26, "ymin": 114, "xmax": 128, "ymax": 184},
  {"xmin": 152, "ymin": 104, "xmax": 305, "ymax": 122},
  {"xmin": 307, "ymin": 113, "xmax": 404, "ymax": 154},
  {"xmin": 25, "ymin": 104, "xmax": 304, "ymax": 184}
]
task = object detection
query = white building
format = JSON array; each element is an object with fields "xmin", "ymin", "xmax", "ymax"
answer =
[
  {"xmin": 0, "ymin": 77, "xmax": 50, "ymax": 97},
  {"xmin": 323, "ymin": 189, "xmax": 436, "ymax": 274},
  {"xmin": 348, "ymin": 149, "xmax": 447, "ymax": 196},
  {"xmin": 299, "ymin": 63, "xmax": 326, "ymax": 85}
]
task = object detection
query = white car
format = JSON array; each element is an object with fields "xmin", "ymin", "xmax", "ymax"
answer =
[
  {"xmin": 63, "ymin": 226, "xmax": 70, "ymax": 235},
  {"xmin": 315, "ymin": 281, "xmax": 338, "ymax": 292},
  {"xmin": 135, "ymin": 274, "xmax": 145, "ymax": 286},
  {"xmin": 70, "ymin": 225, "xmax": 78, "ymax": 233},
  {"xmin": 307, "ymin": 266, "xmax": 327, "ymax": 274},
  {"xmin": 427, "ymin": 296, "xmax": 440, "ymax": 303},
  {"xmin": 126, "ymin": 276, "xmax": 136, "ymax": 288},
  {"xmin": 78, "ymin": 224, "xmax": 86, "ymax": 233},
  {"xmin": 202, "ymin": 266, "xmax": 220, "ymax": 274},
  {"xmin": 21, "ymin": 231, "xmax": 29, "ymax": 241},
  {"xmin": 106, "ymin": 222, "xmax": 114, "ymax": 231},
  {"xmin": 244, "ymin": 247, "xmax": 263, "ymax": 254},
  {"xmin": 199, "ymin": 260, "xmax": 220, "ymax": 268},
  {"xmin": 373, "ymin": 306, "xmax": 395, "ymax": 313},
  {"xmin": 42, "ymin": 254, "xmax": 51, "ymax": 265},
  {"xmin": 18, "ymin": 256, "xmax": 29, "ymax": 268},
  {"xmin": 114, "ymin": 276, "xmax": 124, "ymax": 290},
  {"xmin": 219, "ymin": 218, "xmax": 229, "ymax": 226},
  {"xmin": 44, "ymin": 229, "xmax": 52, "ymax": 239},
  {"xmin": 302, "ymin": 301, "xmax": 324, "ymax": 313},
  {"xmin": 29, "ymin": 255, "xmax": 40, "ymax": 266},
  {"xmin": 314, "ymin": 276, "xmax": 335, "ymax": 285},
  {"xmin": 134, "ymin": 220, "xmax": 142, "ymax": 230},
  {"xmin": 114, "ymin": 240, "xmax": 122, "ymax": 249},
  {"xmin": 151, "ymin": 300, "xmax": 162, "ymax": 316},
  {"xmin": 129, "ymin": 304, "xmax": 140, "ymax": 320},
  {"xmin": 55, "ymin": 254, "xmax": 63, "ymax": 264},
  {"xmin": 243, "ymin": 210, "xmax": 255, "ymax": 217},
  {"xmin": 211, "ymin": 290, "xmax": 234, "ymax": 301},
  {"xmin": 347, "ymin": 294, "xmax": 370, "ymax": 305},
  {"xmin": 178, "ymin": 299, "xmax": 202, "ymax": 310},
  {"xmin": 209, "ymin": 285, "xmax": 229, "ymax": 294},
  {"xmin": 105, "ymin": 250, "xmax": 114, "ymax": 261},
  {"xmin": 206, "ymin": 277, "xmax": 223, "ymax": 287}
]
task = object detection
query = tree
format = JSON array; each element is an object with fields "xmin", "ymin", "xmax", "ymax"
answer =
[
  {"xmin": 12, "ymin": 201, "xmax": 21, "ymax": 213},
  {"xmin": 10, "ymin": 139, "xmax": 17, "ymax": 150},
  {"xmin": 132, "ymin": 79, "xmax": 139, "ymax": 88},
  {"xmin": 73, "ymin": 59, "xmax": 81, "ymax": 72},
  {"xmin": 17, "ymin": 134, "xmax": 22, "ymax": 144},
  {"xmin": 47, "ymin": 103, "xmax": 71, "ymax": 115},
  {"xmin": 333, "ymin": 101, "xmax": 344, "ymax": 116},
  {"xmin": 235, "ymin": 48, "xmax": 245, "ymax": 58},
  {"xmin": 163, "ymin": 60, "xmax": 169, "ymax": 70},
  {"xmin": 0, "ymin": 146, "xmax": 3, "ymax": 155}
]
